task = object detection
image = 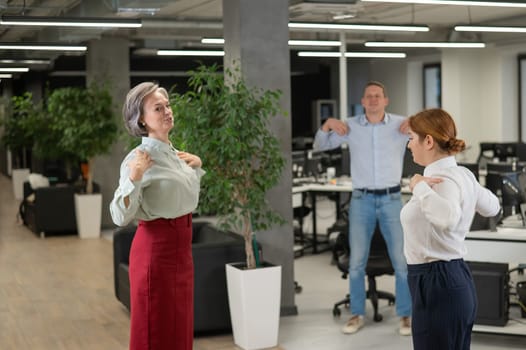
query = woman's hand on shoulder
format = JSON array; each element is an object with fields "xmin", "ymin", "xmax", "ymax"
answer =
[
  {"xmin": 178, "ymin": 151, "xmax": 202, "ymax": 168},
  {"xmin": 409, "ymin": 174, "xmax": 443, "ymax": 192},
  {"xmin": 128, "ymin": 149, "xmax": 153, "ymax": 181}
]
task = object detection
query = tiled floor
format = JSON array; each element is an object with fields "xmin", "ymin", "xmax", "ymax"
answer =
[{"xmin": 1, "ymin": 174, "xmax": 525, "ymax": 349}]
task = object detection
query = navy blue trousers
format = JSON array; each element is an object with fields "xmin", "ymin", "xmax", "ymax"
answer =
[{"xmin": 407, "ymin": 259, "xmax": 477, "ymax": 350}]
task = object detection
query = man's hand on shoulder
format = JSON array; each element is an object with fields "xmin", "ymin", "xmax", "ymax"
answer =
[
  {"xmin": 322, "ymin": 118, "xmax": 349, "ymax": 136},
  {"xmin": 399, "ymin": 118, "xmax": 409, "ymax": 134}
]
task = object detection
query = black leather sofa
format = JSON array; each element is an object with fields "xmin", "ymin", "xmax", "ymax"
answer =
[
  {"xmin": 113, "ymin": 221, "xmax": 248, "ymax": 334},
  {"xmin": 20, "ymin": 181, "xmax": 78, "ymax": 237},
  {"xmin": 20, "ymin": 180, "xmax": 101, "ymax": 238}
]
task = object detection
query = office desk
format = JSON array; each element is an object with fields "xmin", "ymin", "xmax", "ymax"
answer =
[
  {"xmin": 293, "ymin": 180, "xmax": 411, "ymax": 254},
  {"xmin": 293, "ymin": 182, "xmax": 353, "ymax": 254},
  {"xmin": 466, "ymin": 227, "xmax": 526, "ymax": 336}
]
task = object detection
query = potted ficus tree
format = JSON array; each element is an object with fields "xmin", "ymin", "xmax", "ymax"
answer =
[
  {"xmin": 170, "ymin": 63, "xmax": 286, "ymax": 350},
  {"xmin": 46, "ymin": 84, "xmax": 118, "ymax": 238},
  {"xmin": 0, "ymin": 93, "xmax": 41, "ymax": 199}
]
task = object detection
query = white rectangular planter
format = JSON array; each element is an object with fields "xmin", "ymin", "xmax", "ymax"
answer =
[
  {"xmin": 12, "ymin": 168, "xmax": 30, "ymax": 200},
  {"xmin": 226, "ymin": 262, "xmax": 281, "ymax": 350},
  {"xmin": 74, "ymin": 193, "xmax": 102, "ymax": 239}
]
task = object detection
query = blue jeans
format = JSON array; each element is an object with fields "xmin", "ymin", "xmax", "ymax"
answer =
[{"xmin": 348, "ymin": 189, "xmax": 411, "ymax": 317}]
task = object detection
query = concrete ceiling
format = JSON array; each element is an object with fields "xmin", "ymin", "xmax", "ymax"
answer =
[{"xmin": 1, "ymin": 0, "xmax": 526, "ymax": 67}]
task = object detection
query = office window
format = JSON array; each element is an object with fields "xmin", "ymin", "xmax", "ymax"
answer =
[
  {"xmin": 423, "ymin": 64, "xmax": 441, "ymax": 108},
  {"xmin": 519, "ymin": 55, "xmax": 526, "ymax": 142}
]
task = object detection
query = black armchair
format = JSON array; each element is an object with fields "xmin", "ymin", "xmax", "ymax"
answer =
[
  {"xmin": 20, "ymin": 181, "xmax": 77, "ymax": 237},
  {"xmin": 112, "ymin": 220, "xmax": 248, "ymax": 334},
  {"xmin": 331, "ymin": 222, "xmax": 395, "ymax": 322}
]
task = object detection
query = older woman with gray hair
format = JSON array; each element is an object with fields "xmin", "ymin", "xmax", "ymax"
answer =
[{"xmin": 110, "ymin": 82, "xmax": 204, "ymax": 350}]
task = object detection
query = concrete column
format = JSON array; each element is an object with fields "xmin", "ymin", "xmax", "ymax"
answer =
[
  {"xmin": 223, "ymin": 0, "xmax": 296, "ymax": 316},
  {"xmin": 86, "ymin": 37, "xmax": 130, "ymax": 228}
]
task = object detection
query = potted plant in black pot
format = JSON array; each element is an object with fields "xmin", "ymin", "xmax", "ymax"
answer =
[
  {"xmin": 170, "ymin": 64, "xmax": 286, "ymax": 350},
  {"xmin": 45, "ymin": 84, "xmax": 118, "ymax": 238}
]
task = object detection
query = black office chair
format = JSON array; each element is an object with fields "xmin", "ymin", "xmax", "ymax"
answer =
[
  {"xmin": 293, "ymin": 201, "xmax": 312, "ymax": 256},
  {"xmin": 331, "ymin": 222, "xmax": 395, "ymax": 322}
]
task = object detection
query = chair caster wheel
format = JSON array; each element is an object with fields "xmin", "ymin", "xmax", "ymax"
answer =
[
  {"xmin": 373, "ymin": 314, "xmax": 383, "ymax": 322},
  {"xmin": 294, "ymin": 281, "xmax": 302, "ymax": 293},
  {"xmin": 333, "ymin": 307, "xmax": 341, "ymax": 318}
]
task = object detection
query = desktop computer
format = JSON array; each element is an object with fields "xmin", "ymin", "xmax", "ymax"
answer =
[{"xmin": 467, "ymin": 261, "xmax": 509, "ymax": 327}]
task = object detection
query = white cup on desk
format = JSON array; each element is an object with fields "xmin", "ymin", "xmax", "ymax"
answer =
[{"xmin": 327, "ymin": 167, "xmax": 336, "ymax": 182}]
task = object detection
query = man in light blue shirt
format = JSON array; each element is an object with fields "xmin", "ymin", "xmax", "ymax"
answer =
[{"xmin": 314, "ymin": 81, "xmax": 412, "ymax": 336}]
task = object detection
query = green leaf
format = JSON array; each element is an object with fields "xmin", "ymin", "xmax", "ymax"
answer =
[{"xmin": 169, "ymin": 63, "xmax": 286, "ymax": 269}]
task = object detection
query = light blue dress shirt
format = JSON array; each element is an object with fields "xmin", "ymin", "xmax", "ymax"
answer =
[
  {"xmin": 110, "ymin": 137, "xmax": 205, "ymax": 227},
  {"xmin": 314, "ymin": 113, "xmax": 408, "ymax": 189}
]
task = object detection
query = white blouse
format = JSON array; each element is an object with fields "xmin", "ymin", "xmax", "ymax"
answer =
[
  {"xmin": 400, "ymin": 156, "xmax": 500, "ymax": 264},
  {"xmin": 110, "ymin": 137, "xmax": 205, "ymax": 227}
]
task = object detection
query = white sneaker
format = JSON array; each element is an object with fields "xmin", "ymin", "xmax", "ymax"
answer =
[
  {"xmin": 342, "ymin": 315, "xmax": 364, "ymax": 334},
  {"xmin": 399, "ymin": 316, "xmax": 411, "ymax": 336}
]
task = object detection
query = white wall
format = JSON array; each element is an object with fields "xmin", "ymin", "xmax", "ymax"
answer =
[
  {"xmin": 441, "ymin": 48, "xmax": 502, "ymax": 162},
  {"xmin": 345, "ymin": 45, "xmax": 526, "ymax": 163},
  {"xmin": 370, "ymin": 60, "xmax": 408, "ymax": 116}
]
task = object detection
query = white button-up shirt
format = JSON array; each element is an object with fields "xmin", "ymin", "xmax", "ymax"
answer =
[
  {"xmin": 110, "ymin": 137, "xmax": 205, "ymax": 227},
  {"xmin": 400, "ymin": 156, "xmax": 500, "ymax": 264}
]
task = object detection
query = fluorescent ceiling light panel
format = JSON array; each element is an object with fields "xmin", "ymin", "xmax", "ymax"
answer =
[
  {"xmin": 455, "ymin": 25, "xmax": 526, "ymax": 33},
  {"xmin": 117, "ymin": 7, "xmax": 161, "ymax": 14},
  {"xmin": 0, "ymin": 67, "xmax": 28, "ymax": 72},
  {"xmin": 365, "ymin": 41, "xmax": 486, "ymax": 48},
  {"xmin": 298, "ymin": 51, "xmax": 406, "ymax": 58},
  {"xmin": 361, "ymin": 0, "xmax": 526, "ymax": 7},
  {"xmin": 0, "ymin": 74, "xmax": 12, "ymax": 78},
  {"xmin": 0, "ymin": 44, "xmax": 87, "ymax": 51},
  {"xmin": 0, "ymin": 58, "xmax": 50, "ymax": 64},
  {"xmin": 0, "ymin": 16, "xmax": 142, "ymax": 28},
  {"xmin": 289, "ymin": 40, "xmax": 342, "ymax": 46},
  {"xmin": 289, "ymin": 22, "xmax": 429, "ymax": 32},
  {"xmin": 201, "ymin": 38, "xmax": 225, "ymax": 44},
  {"xmin": 157, "ymin": 50, "xmax": 225, "ymax": 56},
  {"xmin": 201, "ymin": 38, "xmax": 341, "ymax": 47}
]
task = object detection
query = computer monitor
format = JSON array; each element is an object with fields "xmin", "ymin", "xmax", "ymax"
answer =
[
  {"xmin": 493, "ymin": 143, "xmax": 516, "ymax": 162},
  {"xmin": 486, "ymin": 162, "xmax": 516, "ymax": 173},
  {"xmin": 304, "ymin": 150, "xmax": 326, "ymax": 180},
  {"xmin": 292, "ymin": 150, "xmax": 307, "ymax": 178},
  {"xmin": 478, "ymin": 142, "xmax": 524, "ymax": 165},
  {"xmin": 318, "ymin": 146, "xmax": 350, "ymax": 177},
  {"xmin": 516, "ymin": 142, "xmax": 526, "ymax": 162},
  {"xmin": 500, "ymin": 171, "xmax": 526, "ymax": 217},
  {"xmin": 312, "ymin": 99, "xmax": 337, "ymax": 134},
  {"xmin": 485, "ymin": 162, "xmax": 521, "ymax": 196}
]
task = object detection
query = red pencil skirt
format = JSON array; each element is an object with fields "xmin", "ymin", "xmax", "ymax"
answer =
[{"xmin": 128, "ymin": 214, "xmax": 193, "ymax": 350}]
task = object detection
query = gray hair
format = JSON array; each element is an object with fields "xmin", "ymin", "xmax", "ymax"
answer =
[{"xmin": 122, "ymin": 82, "xmax": 169, "ymax": 137}]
